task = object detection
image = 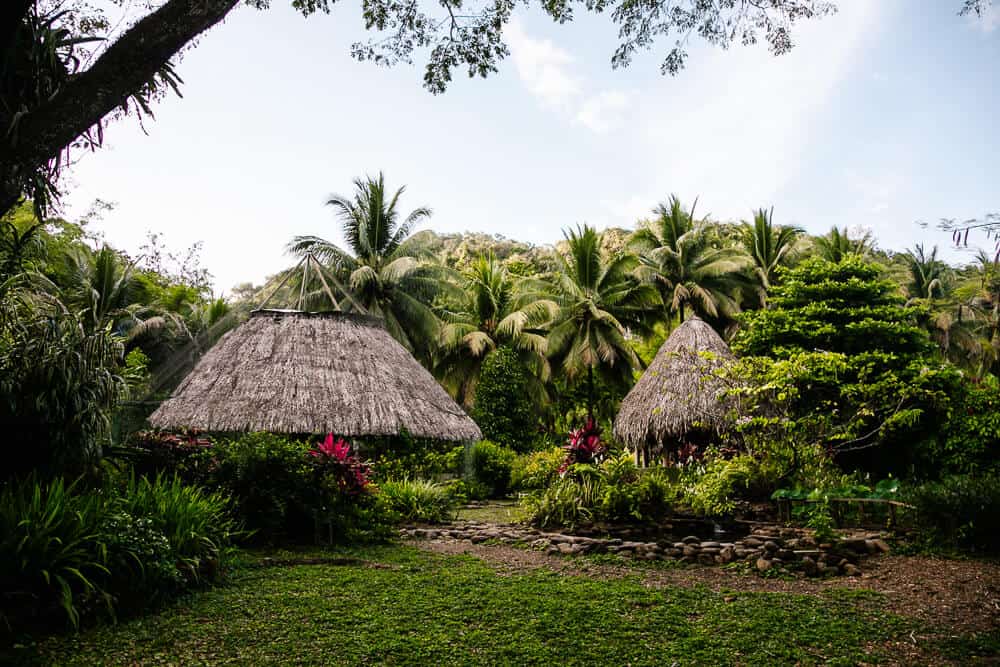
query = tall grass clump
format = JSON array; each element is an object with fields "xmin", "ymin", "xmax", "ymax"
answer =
[{"xmin": 380, "ymin": 478, "xmax": 456, "ymax": 523}]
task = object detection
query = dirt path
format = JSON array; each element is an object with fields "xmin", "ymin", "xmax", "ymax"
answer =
[{"xmin": 409, "ymin": 538, "xmax": 1000, "ymax": 638}]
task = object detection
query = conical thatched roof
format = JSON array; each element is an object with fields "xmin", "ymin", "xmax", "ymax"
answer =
[
  {"xmin": 149, "ymin": 310, "xmax": 481, "ymax": 441},
  {"xmin": 614, "ymin": 317, "xmax": 734, "ymax": 449}
]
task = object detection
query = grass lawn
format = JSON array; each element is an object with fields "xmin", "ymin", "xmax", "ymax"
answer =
[{"xmin": 3, "ymin": 544, "xmax": 981, "ymax": 666}]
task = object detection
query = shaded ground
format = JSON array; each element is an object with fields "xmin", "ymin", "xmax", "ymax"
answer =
[
  {"xmin": 5, "ymin": 541, "xmax": 997, "ymax": 666},
  {"xmin": 412, "ymin": 539, "xmax": 1000, "ymax": 638}
]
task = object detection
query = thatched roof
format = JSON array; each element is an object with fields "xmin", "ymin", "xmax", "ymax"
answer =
[
  {"xmin": 614, "ymin": 317, "xmax": 734, "ymax": 449},
  {"xmin": 149, "ymin": 310, "xmax": 481, "ymax": 441}
]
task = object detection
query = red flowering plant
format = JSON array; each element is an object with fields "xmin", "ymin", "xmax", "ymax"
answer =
[
  {"xmin": 558, "ymin": 418, "xmax": 607, "ymax": 475},
  {"xmin": 308, "ymin": 433, "xmax": 373, "ymax": 496}
]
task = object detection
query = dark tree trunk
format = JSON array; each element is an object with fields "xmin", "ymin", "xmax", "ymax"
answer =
[
  {"xmin": 587, "ymin": 365, "xmax": 594, "ymax": 420},
  {"xmin": 0, "ymin": 0, "xmax": 33, "ymax": 60},
  {"xmin": 1, "ymin": 0, "xmax": 241, "ymax": 217}
]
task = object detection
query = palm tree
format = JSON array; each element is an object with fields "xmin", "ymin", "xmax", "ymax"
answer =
[
  {"xmin": 629, "ymin": 195, "xmax": 751, "ymax": 326},
  {"xmin": 545, "ymin": 225, "xmax": 660, "ymax": 418},
  {"xmin": 58, "ymin": 245, "xmax": 186, "ymax": 345},
  {"xmin": 740, "ymin": 207, "xmax": 803, "ymax": 296},
  {"xmin": 287, "ymin": 172, "xmax": 441, "ymax": 358},
  {"xmin": 435, "ymin": 253, "xmax": 557, "ymax": 405},
  {"xmin": 814, "ymin": 226, "xmax": 873, "ymax": 263},
  {"xmin": 901, "ymin": 244, "xmax": 950, "ymax": 301}
]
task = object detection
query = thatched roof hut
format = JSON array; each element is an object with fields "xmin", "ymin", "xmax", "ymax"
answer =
[
  {"xmin": 149, "ymin": 310, "xmax": 481, "ymax": 441},
  {"xmin": 614, "ymin": 317, "xmax": 734, "ymax": 464}
]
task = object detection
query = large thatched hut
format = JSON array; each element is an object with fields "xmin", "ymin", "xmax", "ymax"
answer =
[
  {"xmin": 614, "ymin": 317, "xmax": 734, "ymax": 466},
  {"xmin": 149, "ymin": 310, "xmax": 481, "ymax": 441}
]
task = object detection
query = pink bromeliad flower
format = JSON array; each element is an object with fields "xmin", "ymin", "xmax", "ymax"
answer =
[{"xmin": 311, "ymin": 433, "xmax": 352, "ymax": 461}]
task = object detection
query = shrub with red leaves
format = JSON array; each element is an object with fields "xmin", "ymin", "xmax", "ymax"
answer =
[
  {"xmin": 559, "ymin": 418, "xmax": 606, "ymax": 474},
  {"xmin": 308, "ymin": 433, "xmax": 373, "ymax": 496}
]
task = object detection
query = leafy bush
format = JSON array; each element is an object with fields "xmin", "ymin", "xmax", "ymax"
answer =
[
  {"xmin": 0, "ymin": 289, "xmax": 127, "ymax": 479},
  {"xmin": 522, "ymin": 477, "xmax": 600, "ymax": 530},
  {"xmin": 928, "ymin": 377, "xmax": 1000, "ymax": 476},
  {"xmin": 510, "ymin": 448, "xmax": 564, "ymax": 492},
  {"xmin": 472, "ymin": 346, "xmax": 537, "ymax": 452},
  {"xmin": 380, "ymin": 478, "xmax": 456, "ymax": 523},
  {"xmin": 0, "ymin": 473, "xmax": 238, "ymax": 633},
  {"xmin": 116, "ymin": 473, "xmax": 240, "ymax": 581},
  {"xmin": 443, "ymin": 478, "xmax": 490, "ymax": 502},
  {"xmin": 469, "ymin": 440, "xmax": 517, "ymax": 498},
  {"xmin": 522, "ymin": 456, "xmax": 675, "ymax": 529},
  {"xmin": 903, "ymin": 474, "xmax": 1000, "ymax": 555},
  {"xmin": 207, "ymin": 433, "xmax": 314, "ymax": 541},
  {"xmin": 684, "ymin": 455, "xmax": 775, "ymax": 516},
  {"xmin": 370, "ymin": 437, "xmax": 464, "ymax": 481}
]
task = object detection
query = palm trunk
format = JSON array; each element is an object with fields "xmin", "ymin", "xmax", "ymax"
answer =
[{"xmin": 587, "ymin": 365, "xmax": 594, "ymax": 420}]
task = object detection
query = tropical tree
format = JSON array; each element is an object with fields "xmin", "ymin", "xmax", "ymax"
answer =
[
  {"xmin": 436, "ymin": 252, "xmax": 556, "ymax": 405},
  {"xmin": 740, "ymin": 207, "xmax": 803, "ymax": 296},
  {"xmin": 629, "ymin": 195, "xmax": 751, "ymax": 327},
  {"xmin": 57, "ymin": 245, "xmax": 187, "ymax": 345},
  {"xmin": 813, "ymin": 226, "xmax": 873, "ymax": 263},
  {"xmin": 287, "ymin": 172, "xmax": 443, "ymax": 359},
  {"xmin": 901, "ymin": 244, "xmax": 950, "ymax": 301},
  {"xmin": 545, "ymin": 225, "xmax": 659, "ymax": 418}
]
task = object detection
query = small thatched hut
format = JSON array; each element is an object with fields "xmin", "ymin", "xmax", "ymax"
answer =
[
  {"xmin": 614, "ymin": 317, "xmax": 734, "ymax": 466},
  {"xmin": 149, "ymin": 310, "xmax": 481, "ymax": 441}
]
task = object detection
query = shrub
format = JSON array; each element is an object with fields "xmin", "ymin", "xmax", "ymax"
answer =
[
  {"xmin": 206, "ymin": 433, "xmax": 315, "ymax": 541},
  {"xmin": 443, "ymin": 478, "xmax": 490, "ymax": 503},
  {"xmin": 116, "ymin": 473, "xmax": 240, "ymax": 581},
  {"xmin": 903, "ymin": 474, "xmax": 1000, "ymax": 555},
  {"xmin": 380, "ymin": 478, "xmax": 456, "ymax": 523},
  {"xmin": 0, "ymin": 291, "xmax": 127, "ymax": 479},
  {"xmin": 0, "ymin": 477, "xmax": 111, "ymax": 630},
  {"xmin": 472, "ymin": 346, "xmax": 537, "ymax": 452},
  {"xmin": 370, "ymin": 438, "xmax": 465, "ymax": 481},
  {"xmin": 469, "ymin": 440, "xmax": 517, "ymax": 498},
  {"xmin": 0, "ymin": 473, "xmax": 239, "ymax": 633},
  {"xmin": 521, "ymin": 456, "xmax": 676, "ymax": 529},
  {"xmin": 522, "ymin": 477, "xmax": 600, "ymax": 530},
  {"xmin": 510, "ymin": 448, "xmax": 564, "ymax": 492}
]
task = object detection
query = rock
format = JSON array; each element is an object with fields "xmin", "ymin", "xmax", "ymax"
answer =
[
  {"xmin": 682, "ymin": 545, "xmax": 700, "ymax": 558},
  {"xmin": 801, "ymin": 556, "xmax": 818, "ymax": 577},
  {"xmin": 756, "ymin": 557, "xmax": 773, "ymax": 572},
  {"xmin": 700, "ymin": 541, "xmax": 721, "ymax": 549},
  {"xmin": 741, "ymin": 537, "xmax": 764, "ymax": 548},
  {"xmin": 841, "ymin": 538, "xmax": 868, "ymax": 554},
  {"xmin": 557, "ymin": 543, "xmax": 577, "ymax": 555},
  {"xmin": 777, "ymin": 549, "xmax": 796, "ymax": 561},
  {"xmin": 470, "ymin": 534, "xmax": 489, "ymax": 544},
  {"xmin": 698, "ymin": 553, "xmax": 716, "ymax": 565},
  {"xmin": 733, "ymin": 548, "xmax": 748, "ymax": 560},
  {"xmin": 872, "ymin": 538, "xmax": 891, "ymax": 553},
  {"xmin": 719, "ymin": 546, "xmax": 736, "ymax": 564},
  {"xmin": 816, "ymin": 561, "xmax": 828, "ymax": 574},
  {"xmin": 842, "ymin": 563, "xmax": 861, "ymax": 576},
  {"xmin": 682, "ymin": 535, "xmax": 701, "ymax": 545},
  {"xmin": 798, "ymin": 535, "xmax": 817, "ymax": 548},
  {"xmin": 665, "ymin": 548, "xmax": 683, "ymax": 558},
  {"xmin": 763, "ymin": 541, "xmax": 780, "ymax": 553},
  {"xmin": 546, "ymin": 546, "xmax": 560, "ymax": 556},
  {"xmin": 673, "ymin": 542, "xmax": 687, "ymax": 549}
]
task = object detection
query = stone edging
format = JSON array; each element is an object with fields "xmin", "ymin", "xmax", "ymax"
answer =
[{"xmin": 400, "ymin": 522, "xmax": 892, "ymax": 577}]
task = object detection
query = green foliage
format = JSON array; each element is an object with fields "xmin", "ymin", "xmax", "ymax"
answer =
[
  {"xmin": 0, "ymin": 473, "xmax": 237, "ymax": 633},
  {"xmin": 369, "ymin": 437, "xmax": 465, "ymax": 481},
  {"xmin": 469, "ymin": 440, "xmax": 517, "ymax": 498},
  {"xmin": 522, "ymin": 455, "xmax": 675, "ymax": 529},
  {"xmin": 11, "ymin": 545, "xmax": 919, "ymax": 666},
  {"xmin": 207, "ymin": 434, "xmax": 315, "ymax": 542},
  {"xmin": 683, "ymin": 454, "xmax": 774, "ymax": 516},
  {"xmin": 379, "ymin": 478, "xmax": 456, "ymax": 523},
  {"xmin": 472, "ymin": 346, "xmax": 538, "ymax": 452},
  {"xmin": 0, "ymin": 288, "xmax": 127, "ymax": 479},
  {"xmin": 729, "ymin": 256, "xmax": 957, "ymax": 477},
  {"xmin": 903, "ymin": 474, "xmax": 1000, "ymax": 555},
  {"xmin": 510, "ymin": 448, "xmax": 565, "ymax": 492},
  {"xmin": 931, "ymin": 377, "xmax": 1000, "ymax": 475}
]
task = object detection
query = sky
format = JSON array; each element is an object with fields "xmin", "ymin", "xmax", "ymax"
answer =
[{"xmin": 60, "ymin": 0, "xmax": 1000, "ymax": 293}]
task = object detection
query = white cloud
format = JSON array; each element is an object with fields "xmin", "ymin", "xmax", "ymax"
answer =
[
  {"xmin": 506, "ymin": 19, "xmax": 581, "ymax": 110},
  {"xmin": 506, "ymin": 19, "xmax": 631, "ymax": 133},
  {"xmin": 627, "ymin": 0, "xmax": 887, "ymax": 222},
  {"xmin": 575, "ymin": 90, "xmax": 630, "ymax": 133}
]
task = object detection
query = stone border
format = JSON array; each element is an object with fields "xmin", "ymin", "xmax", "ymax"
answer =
[{"xmin": 400, "ymin": 522, "xmax": 892, "ymax": 577}]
